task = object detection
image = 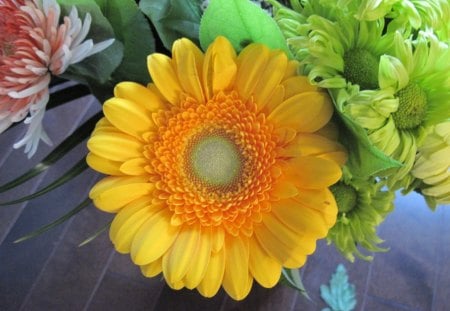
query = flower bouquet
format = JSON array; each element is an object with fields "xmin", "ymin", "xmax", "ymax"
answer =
[{"xmin": 1, "ymin": 0, "xmax": 449, "ymax": 306}]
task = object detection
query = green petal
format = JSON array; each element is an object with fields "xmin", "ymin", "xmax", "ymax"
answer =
[
  {"xmin": 379, "ymin": 55, "xmax": 409, "ymax": 90},
  {"xmin": 327, "ymin": 173, "xmax": 395, "ymax": 261},
  {"xmin": 354, "ymin": 0, "xmax": 398, "ymax": 21}
]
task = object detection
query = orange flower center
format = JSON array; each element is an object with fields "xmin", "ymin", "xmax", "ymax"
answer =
[
  {"xmin": 148, "ymin": 91, "xmax": 279, "ymax": 236},
  {"xmin": 184, "ymin": 128, "xmax": 245, "ymax": 193}
]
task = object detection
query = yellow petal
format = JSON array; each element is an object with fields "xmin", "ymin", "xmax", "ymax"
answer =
[
  {"xmin": 147, "ymin": 53, "xmax": 183, "ymax": 105},
  {"xmin": 273, "ymin": 126, "xmax": 297, "ymax": 145},
  {"xmin": 281, "ymin": 133, "xmax": 348, "ymax": 166},
  {"xmin": 202, "ymin": 36, "xmax": 237, "ymax": 99},
  {"xmin": 167, "ymin": 279, "xmax": 185, "ymax": 290},
  {"xmin": 140, "ymin": 257, "xmax": 163, "ymax": 277},
  {"xmin": 172, "ymin": 38, "xmax": 205, "ymax": 103},
  {"xmin": 89, "ymin": 176, "xmax": 152, "ymax": 212},
  {"xmin": 268, "ymin": 91, "xmax": 333, "ymax": 133},
  {"xmin": 248, "ymin": 238, "xmax": 281, "ymax": 288},
  {"xmin": 197, "ymin": 247, "xmax": 225, "ymax": 298},
  {"xmin": 211, "ymin": 225, "xmax": 225, "ymax": 253},
  {"xmin": 103, "ymin": 97, "xmax": 155, "ymax": 137},
  {"xmin": 262, "ymin": 213, "xmax": 316, "ymax": 255},
  {"xmin": 271, "ymin": 178, "xmax": 299, "ymax": 200},
  {"xmin": 315, "ymin": 122, "xmax": 340, "ymax": 140},
  {"xmin": 93, "ymin": 182, "xmax": 153, "ymax": 213},
  {"xmin": 262, "ymin": 85, "xmax": 285, "ymax": 114},
  {"xmin": 271, "ymin": 198, "xmax": 329, "ymax": 238},
  {"xmin": 293, "ymin": 188, "xmax": 337, "ymax": 227},
  {"xmin": 184, "ymin": 227, "xmax": 212, "ymax": 289},
  {"xmin": 87, "ymin": 132, "xmax": 142, "ymax": 162},
  {"xmin": 282, "ymin": 60, "xmax": 299, "ymax": 80},
  {"xmin": 120, "ymin": 158, "xmax": 149, "ymax": 176},
  {"xmin": 89, "ymin": 176, "xmax": 146, "ymax": 198},
  {"xmin": 131, "ymin": 209, "xmax": 180, "ymax": 265},
  {"xmin": 163, "ymin": 224, "xmax": 201, "ymax": 285},
  {"xmin": 282, "ymin": 156, "xmax": 342, "ymax": 189},
  {"xmin": 110, "ymin": 197, "xmax": 161, "ymax": 253},
  {"xmin": 94, "ymin": 117, "xmax": 112, "ymax": 129},
  {"xmin": 222, "ymin": 235, "xmax": 251, "ymax": 300},
  {"xmin": 235, "ymin": 43, "xmax": 270, "ymax": 101},
  {"xmin": 253, "ymin": 50, "xmax": 288, "ymax": 111},
  {"xmin": 86, "ymin": 152, "xmax": 122, "ymax": 175},
  {"xmin": 282, "ymin": 75, "xmax": 320, "ymax": 99},
  {"xmin": 92, "ymin": 124, "xmax": 120, "ymax": 137},
  {"xmin": 254, "ymin": 223, "xmax": 307, "ymax": 269},
  {"xmin": 283, "ymin": 250, "xmax": 308, "ymax": 269},
  {"xmin": 114, "ymin": 81, "xmax": 167, "ymax": 112},
  {"xmin": 318, "ymin": 151, "xmax": 348, "ymax": 167},
  {"xmin": 282, "ymin": 133, "xmax": 342, "ymax": 156},
  {"xmin": 244, "ymin": 273, "xmax": 253, "ymax": 299}
]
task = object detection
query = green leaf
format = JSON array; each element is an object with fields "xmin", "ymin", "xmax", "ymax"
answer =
[
  {"xmin": 57, "ymin": 0, "xmax": 123, "ymax": 85},
  {"xmin": 320, "ymin": 264, "xmax": 357, "ymax": 311},
  {"xmin": 0, "ymin": 159, "xmax": 88, "ymax": 206},
  {"xmin": 329, "ymin": 89, "xmax": 402, "ymax": 178},
  {"xmin": 338, "ymin": 113, "xmax": 402, "ymax": 178},
  {"xmin": 0, "ymin": 113, "xmax": 102, "ymax": 193},
  {"xmin": 95, "ymin": 0, "xmax": 155, "ymax": 85},
  {"xmin": 140, "ymin": 0, "xmax": 203, "ymax": 51},
  {"xmin": 199, "ymin": 0, "xmax": 292, "ymax": 56},
  {"xmin": 78, "ymin": 220, "xmax": 112, "ymax": 247},
  {"xmin": 13, "ymin": 198, "xmax": 91, "ymax": 243},
  {"xmin": 280, "ymin": 268, "xmax": 310, "ymax": 300}
]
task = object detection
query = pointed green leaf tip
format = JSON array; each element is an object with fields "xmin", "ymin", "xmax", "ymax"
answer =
[
  {"xmin": 280, "ymin": 268, "xmax": 310, "ymax": 300},
  {"xmin": 320, "ymin": 264, "xmax": 356, "ymax": 311},
  {"xmin": 338, "ymin": 112, "xmax": 402, "ymax": 178},
  {"xmin": 199, "ymin": 0, "xmax": 293, "ymax": 57}
]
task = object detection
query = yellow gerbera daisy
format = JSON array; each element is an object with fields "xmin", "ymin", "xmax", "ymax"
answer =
[{"xmin": 86, "ymin": 36, "xmax": 346, "ymax": 300}]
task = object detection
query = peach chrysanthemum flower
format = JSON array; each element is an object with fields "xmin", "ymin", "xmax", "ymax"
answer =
[
  {"xmin": 0, "ymin": 0, "xmax": 113, "ymax": 156},
  {"xmin": 87, "ymin": 36, "xmax": 347, "ymax": 300}
]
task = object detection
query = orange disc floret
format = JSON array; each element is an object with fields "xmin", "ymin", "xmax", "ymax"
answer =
[
  {"xmin": 87, "ymin": 36, "xmax": 347, "ymax": 300},
  {"xmin": 148, "ymin": 91, "xmax": 277, "ymax": 237}
]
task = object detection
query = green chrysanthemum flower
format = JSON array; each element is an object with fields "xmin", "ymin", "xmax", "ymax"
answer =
[
  {"xmin": 289, "ymin": 0, "xmax": 345, "ymax": 21},
  {"xmin": 355, "ymin": 0, "xmax": 449, "ymax": 31},
  {"xmin": 343, "ymin": 89, "xmax": 419, "ymax": 189},
  {"xmin": 387, "ymin": 0, "xmax": 449, "ymax": 41},
  {"xmin": 313, "ymin": 0, "xmax": 450, "ymax": 42},
  {"xmin": 368, "ymin": 32, "xmax": 450, "ymax": 188},
  {"xmin": 353, "ymin": 0, "xmax": 399, "ymax": 21},
  {"xmin": 345, "ymin": 31, "xmax": 450, "ymax": 189},
  {"xmin": 410, "ymin": 120, "xmax": 450, "ymax": 208},
  {"xmin": 276, "ymin": 8, "xmax": 394, "ymax": 90},
  {"xmin": 327, "ymin": 169, "xmax": 395, "ymax": 262},
  {"xmin": 274, "ymin": 1, "xmax": 450, "ymax": 191},
  {"xmin": 269, "ymin": 0, "xmax": 344, "ymax": 46}
]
